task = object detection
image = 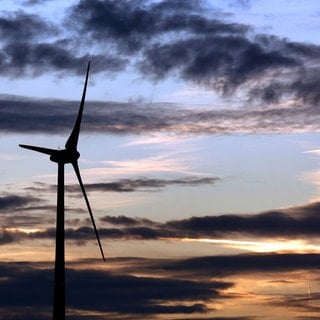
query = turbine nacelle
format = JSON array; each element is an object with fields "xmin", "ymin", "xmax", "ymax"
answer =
[{"xmin": 50, "ymin": 149, "xmax": 80, "ymax": 164}]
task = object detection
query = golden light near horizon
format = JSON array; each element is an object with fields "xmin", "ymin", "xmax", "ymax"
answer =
[
  {"xmin": 4, "ymin": 227, "xmax": 43, "ymax": 233},
  {"xmin": 181, "ymin": 238, "xmax": 320, "ymax": 253}
]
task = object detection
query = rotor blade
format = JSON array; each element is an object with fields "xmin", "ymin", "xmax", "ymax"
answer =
[
  {"xmin": 65, "ymin": 61, "xmax": 91, "ymax": 150},
  {"xmin": 19, "ymin": 144, "xmax": 57, "ymax": 156},
  {"xmin": 72, "ymin": 161, "xmax": 106, "ymax": 262}
]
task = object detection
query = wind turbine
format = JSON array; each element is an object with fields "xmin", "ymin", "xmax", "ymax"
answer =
[{"xmin": 19, "ymin": 61, "xmax": 105, "ymax": 320}]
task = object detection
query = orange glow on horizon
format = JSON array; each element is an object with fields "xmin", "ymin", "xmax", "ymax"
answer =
[
  {"xmin": 180, "ymin": 237, "xmax": 320, "ymax": 253},
  {"xmin": 3, "ymin": 227, "xmax": 42, "ymax": 234}
]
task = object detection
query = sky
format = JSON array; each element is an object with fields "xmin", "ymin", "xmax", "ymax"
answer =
[{"xmin": 2, "ymin": 0, "xmax": 320, "ymax": 319}]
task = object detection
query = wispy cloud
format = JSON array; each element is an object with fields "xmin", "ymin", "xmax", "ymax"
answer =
[
  {"xmin": 5, "ymin": 201, "xmax": 320, "ymax": 248},
  {"xmin": 123, "ymin": 133, "xmax": 187, "ymax": 147},
  {"xmin": 24, "ymin": 176, "xmax": 219, "ymax": 193},
  {"xmin": 96, "ymin": 155, "xmax": 199, "ymax": 177},
  {"xmin": 2, "ymin": 96, "xmax": 320, "ymax": 135},
  {"xmin": 0, "ymin": 194, "xmax": 41, "ymax": 211},
  {"xmin": 68, "ymin": 177, "xmax": 220, "ymax": 193}
]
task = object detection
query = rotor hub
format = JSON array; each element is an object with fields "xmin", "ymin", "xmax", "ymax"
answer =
[{"xmin": 50, "ymin": 149, "xmax": 80, "ymax": 164}]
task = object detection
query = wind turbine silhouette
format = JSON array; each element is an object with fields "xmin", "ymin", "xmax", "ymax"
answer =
[{"xmin": 19, "ymin": 62, "xmax": 105, "ymax": 320}]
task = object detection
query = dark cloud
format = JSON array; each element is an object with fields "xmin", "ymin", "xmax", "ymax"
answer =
[
  {"xmin": 139, "ymin": 36, "xmax": 298, "ymax": 92},
  {"xmin": 0, "ymin": 224, "xmax": 160, "ymax": 244},
  {"xmin": 66, "ymin": 176, "xmax": 220, "ymax": 193},
  {"xmin": 1, "ymin": 255, "xmax": 318, "ymax": 319},
  {"xmin": 0, "ymin": 194, "xmax": 41, "ymax": 211},
  {"xmin": 21, "ymin": 0, "xmax": 53, "ymax": 5},
  {"xmin": 100, "ymin": 215, "xmax": 156, "ymax": 226},
  {"xmin": 2, "ymin": 95, "xmax": 320, "ymax": 135},
  {"xmin": 69, "ymin": 0, "xmax": 320, "ymax": 106},
  {"xmin": 0, "ymin": 211, "xmax": 54, "ymax": 229},
  {"xmin": 0, "ymin": 0, "xmax": 319, "ymax": 108},
  {"xmin": 67, "ymin": 225, "xmax": 164, "ymax": 241},
  {"xmin": 270, "ymin": 292, "xmax": 320, "ymax": 315},
  {"xmin": 69, "ymin": 0, "xmax": 248, "ymax": 53},
  {"xmin": 0, "ymin": 96, "xmax": 171, "ymax": 134},
  {"xmin": 0, "ymin": 11, "xmax": 56, "ymax": 42},
  {"xmin": 0, "ymin": 262, "xmax": 231, "ymax": 318},
  {"xmin": 0, "ymin": 8, "xmax": 126, "ymax": 76},
  {"xmin": 162, "ymin": 253, "xmax": 320, "ymax": 277},
  {"xmin": 68, "ymin": 0, "xmax": 210, "ymax": 53},
  {"xmin": 0, "ymin": 191, "xmax": 84, "ymax": 230},
  {"xmin": 6, "ymin": 201, "xmax": 320, "ymax": 245},
  {"xmin": 67, "ymin": 269, "xmax": 227, "ymax": 314},
  {"xmin": 0, "ymin": 229, "xmax": 24, "ymax": 245},
  {"xmin": 163, "ymin": 202, "xmax": 320, "ymax": 238},
  {"xmin": 0, "ymin": 96, "xmax": 77, "ymax": 134},
  {"xmin": 140, "ymin": 34, "xmax": 320, "ymax": 107},
  {"xmin": 98, "ymin": 201, "xmax": 320, "ymax": 240},
  {"xmin": 247, "ymin": 67, "xmax": 320, "ymax": 105},
  {"xmin": 96, "ymin": 202, "xmax": 320, "ymax": 240},
  {"xmin": 39, "ymin": 254, "xmax": 320, "ymax": 283},
  {"xmin": 24, "ymin": 177, "xmax": 219, "ymax": 194},
  {"xmin": 1, "ymin": 42, "xmax": 126, "ymax": 77}
]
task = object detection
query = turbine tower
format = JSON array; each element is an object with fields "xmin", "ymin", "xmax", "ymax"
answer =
[{"xmin": 19, "ymin": 62, "xmax": 105, "ymax": 320}]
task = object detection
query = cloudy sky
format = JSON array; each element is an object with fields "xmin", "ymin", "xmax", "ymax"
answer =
[{"xmin": 2, "ymin": 0, "xmax": 320, "ymax": 319}]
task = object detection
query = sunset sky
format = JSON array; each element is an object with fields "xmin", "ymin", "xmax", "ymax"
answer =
[{"xmin": 1, "ymin": 0, "xmax": 320, "ymax": 319}]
